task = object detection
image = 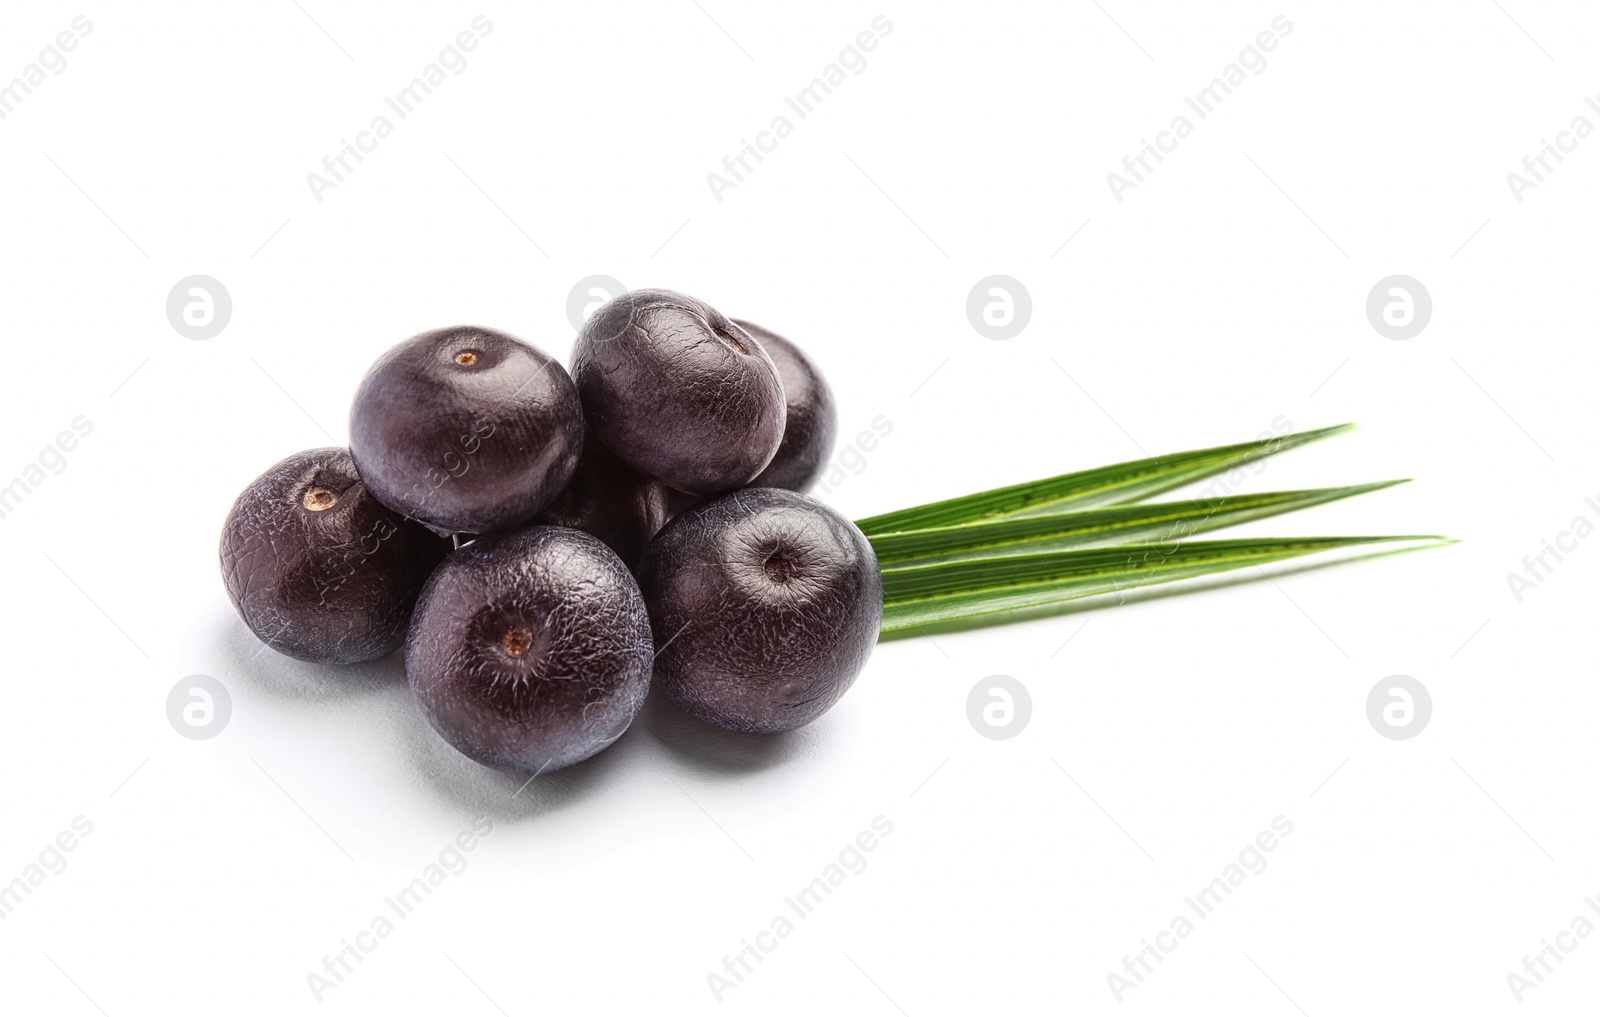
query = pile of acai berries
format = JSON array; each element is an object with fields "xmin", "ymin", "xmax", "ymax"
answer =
[{"xmin": 221, "ymin": 289, "xmax": 882, "ymax": 773}]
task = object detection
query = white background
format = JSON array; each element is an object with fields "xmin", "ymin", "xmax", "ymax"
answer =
[{"xmin": 1, "ymin": 2, "xmax": 1596, "ymax": 1013}]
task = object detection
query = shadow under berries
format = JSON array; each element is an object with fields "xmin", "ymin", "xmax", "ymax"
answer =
[
  {"xmin": 219, "ymin": 611, "xmax": 408, "ymax": 702},
  {"xmin": 634, "ymin": 692, "xmax": 820, "ymax": 776},
  {"xmin": 397, "ymin": 696, "xmax": 646, "ymax": 824}
]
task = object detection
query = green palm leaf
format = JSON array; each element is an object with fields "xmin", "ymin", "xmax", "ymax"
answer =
[
  {"xmin": 879, "ymin": 535, "xmax": 1449, "ymax": 636},
  {"xmin": 869, "ymin": 481, "xmax": 1405, "ymax": 566},
  {"xmin": 855, "ymin": 423, "xmax": 1354, "ymax": 535}
]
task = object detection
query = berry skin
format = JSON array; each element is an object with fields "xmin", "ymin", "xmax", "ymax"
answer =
[
  {"xmin": 571, "ymin": 289, "xmax": 785, "ymax": 497},
  {"xmin": 406, "ymin": 526, "xmax": 653, "ymax": 772},
  {"xmin": 350, "ymin": 325, "xmax": 583, "ymax": 535},
  {"xmin": 638, "ymin": 488, "xmax": 882, "ymax": 734},
  {"xmin": 220, "ymin": 447, "xmax": 446, "ymax": 664},
  {"xmin": 534, "ymin": 441, "xmax": 667, "ymax": 573},
  {"xmin": 736, "ymin": 320, "xmax": 838, "ymax": 493},
  {"xmin": 660, "ymin": 486, "xmax": 706, "ymax": 525}
]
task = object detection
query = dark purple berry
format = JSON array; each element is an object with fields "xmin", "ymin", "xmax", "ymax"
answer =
[
  {"xmin": 406, "ymin": 526, "xmax": 653, "ymax": 772},
  {"xmin": 220, "ymin": 447, "xmax": 446, "ymax": 664},
  {"xmin": 736, "ymin": 320, "xmax": 837, "ymax": 492},
  {"xmin": 534, "ymin": 442, "xmax": 668, "ymax": 573},
  {"xmin": 350, "ymin": 326, "xmax": 583, "ymax": 534},
  {"xmin": 660, "ymin": 486, "xmax": 706, "ymax": 525},
  {"xmin": 571, "ymin": 289, "xmax": 785, "ymax": 496},
  {"xmin": 638, "ymin": 488, "xmax": 882, "ymax": 734}
]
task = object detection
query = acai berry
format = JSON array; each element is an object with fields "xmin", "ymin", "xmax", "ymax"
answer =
[
  {"xmin": 638, "ymin": 488, "xmax": 882, "ymax": 734},
  {"xmin": 571, "ymin": 289, "xmax": 785, "ymax": 497},
  {"xmin": 220, "ymin": 447, "xmax": 445, "ymax": 664},
  {"xmin": 534, "ymin": 441, "xmax": 668, "ymax": 573},
  {"xmin": 736, "ymin": 319, "xmax": 837, "ymax": 493},
  {"xmin": 406, "ymin": 526, "xmax": 653, "ymax": 772},
  {"xmin": 350, "ymin": 325, "xmax": 583, "ymax": 535}
]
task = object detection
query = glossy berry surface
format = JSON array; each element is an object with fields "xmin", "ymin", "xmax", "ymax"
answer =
[
  {"xmin": 220, "ymin": 447, "xmax": 445, "ymax": 664},
  {"xmin": 406, "ymin": 526, "xmax": 653, "ymax": 772},
  {"xmin": 349, "ymin": 325, "xmax": 583, "ymax": 535},
  {"xmin": 534, "ymin": 441, "xmax": 667, "ymax": 573},
  {"xmin": 571, "ymin": 289, "xmax": 785, "ymax": 497},
  {"xmin": 737, "ymin": 320, "xmax": 837, "ymax": 492},
  {"xmin": 637, "ymin": 488, "xmax": 882, "ymax": 734}
]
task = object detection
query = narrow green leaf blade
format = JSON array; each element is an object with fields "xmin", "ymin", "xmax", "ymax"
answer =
[
  {"xmin": 879, "ymin": 535, "xmax": 1449, "ymax": 635},
  {"xmin": 869, "ymin": 481, "xmax": 1405, "ymax": 566},
  {"xmin": 855, "ymin": 423, "xmax": 1355, "ymax": 536}
]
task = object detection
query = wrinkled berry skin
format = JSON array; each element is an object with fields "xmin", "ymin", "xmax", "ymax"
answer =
[
  {"xmin": 571, "ymin": 289, "xmax": 785, "ymax": 497},
  {"xmin": 350, "ymin": 326, "xmax": 583, "ymax": 535},
  {"xmin": 534, "ymin": 442, "xmax": 668, "ymax": 573},
  {"xmin": 220, "ymin": 448, "xmax": 446, "ymax": 664},
  {"xmin": 736, "ymin": 320, "xmax": 837, "ymax": 492},
  {"xmin": 406, "ymin": 526, "xmax": 653, "ymax": 772},
  {"xmin": 638, "ymin": 488, "xmax": 882, "ymax": 734}
]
